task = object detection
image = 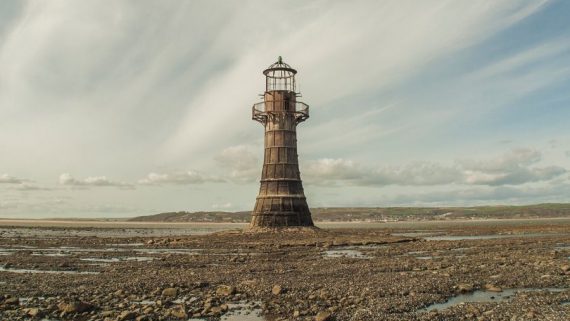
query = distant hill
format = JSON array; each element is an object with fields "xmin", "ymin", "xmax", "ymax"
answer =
[{"xmin": 128, "ymin": 203, "xmax": 570, "ymax": 223}]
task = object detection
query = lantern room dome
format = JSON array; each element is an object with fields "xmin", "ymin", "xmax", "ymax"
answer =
[
  {"xmin": 263, "ymin": 56, "xmax": 297, "ymax": 92},
  {"xmin": 263, "ymin": 56, "xmax": 297, "ymax": 77}
]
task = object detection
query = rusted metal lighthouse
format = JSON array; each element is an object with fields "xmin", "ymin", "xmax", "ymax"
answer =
[{"xmin": 250, "ymin": 57, "xmax": 314, "ymax": 228}]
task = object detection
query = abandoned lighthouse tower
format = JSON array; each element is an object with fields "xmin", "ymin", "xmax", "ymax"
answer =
[{"xmin": 250, "ymin": 57, "xmax": 315, "ymax": 228}]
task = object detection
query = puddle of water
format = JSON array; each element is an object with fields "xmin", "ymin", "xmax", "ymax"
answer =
[
  {"xmin": 393, "ymin": 232, "xmax": 439, "ymax": 237},
  {"xmin": 451, "ymin": 247, "xmax": 472, "ymax": 251},
  {"xmin": 135, "ymin": 248, "xmax": 201, "ymax": 255},
  {"xmin": 419, "ymin": 288, "xmax": 568, "ymax": 312},
  {"xmin": 222, "ymin": 302, "xmax": 265, "ymax": 321},
  {"xmin": 32, "ymin": 252, "xmax": 70, "ymax": 257},
  {"xmin": 0, "ymin": 266, "xmax": 99, "ymax": 275},
  {"xmin": 324, "ymin": 249, "xmax": 370, "ymax": 259},
  {"xmin": 425, "ymin": 233, "xmax": 569, "ymax": 241},
  {"xmin": 80, "ymin": 257, "xmax": 153, "ymax": 263},
  {"xmin": 132, "ymin": 300, "xmax": 157, "ymax": 305},
  {"xmin": 109, "ymin": 243, "xmax": 144, "ymax": 247}
]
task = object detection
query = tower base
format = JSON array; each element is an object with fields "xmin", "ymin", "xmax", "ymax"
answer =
[{"xmin": 250, "ymin": 211, "xmax": 314, "ymax": 228}]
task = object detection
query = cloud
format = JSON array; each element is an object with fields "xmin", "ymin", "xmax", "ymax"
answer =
[
  {"xmin": 59, "ymin": 173, "xmax": 134, "ymax": 189},
  {"xmin": 212, "ymin": 202, "xmax": 232, "ymax": 209},
  {"xmin": 303, "ymin": 149, "xmax": 567, "ymax": 187},
  {"xmin": 12, "ymin": 183, "xmax": 53, "ymax": 191},
  {"xmin": 0, "ymin": 174, "xmax": 28, "ymax": 184},
  {"xmin": 566, "ymin": 151, "xmax": 570, "ymax": 158},
  {"xmin": 138, "ymin": 171, "xmax": 223, "ymax": 186},
  {"xmin": 214, "ymin": 145, "xmax": 260, "ymax": 183},
  {"xmin": 459, "ymin": 148, "xmax": 566, "ymax": 185},
  {"xmin": 385, "ymin": 183, "xmax": 570, "ymax": 206}
]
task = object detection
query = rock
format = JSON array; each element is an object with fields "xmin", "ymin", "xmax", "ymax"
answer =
[
  {"xmin": 315, "ymin": 311, "xmax": 332, "ymax": 321},
  {"xmin": 162, "ymin": 287, "xmax": 178, "ymax": 297},
  {"xmin": 272, "ymin": 285, "xmax": 283, "ymax": 295},
  {"xmin": 210, "ymin": 306, "xmax": 223, "ymax": 315},
  {"xmin": 169, "ymin": 305, "xmax": 187, "ymax": 319},
  {"xmin": 216, "ymin": 285, "xmax": 236, "ymax": 296},
  {"xmin": 561, "ymin": 264, "xmax": 570, "ymax": 272},
  {"xmin": 58, "ymin": 301, "xmax": 94, "ymax": 313},
  {"xmin": 457, "ymin": 283, "xmax": 473, "ymax": 293},
  {"xmin": 4, "ymin": 297, "xmax": 19, "ymax": 306},
  {"xmin": 101, "ymin": 311, "xmax": 114, "ymax": 317},
  {"xmin": 118, "ymin": 311, "xmax": 137, "ymax": 321},
  {"xmin": 484, "ymin": 284, "xmax": 503, "ymax": 292},
  {"xmin": 24, "ymin": 308, "xmax": 43, "ymax": 317}
]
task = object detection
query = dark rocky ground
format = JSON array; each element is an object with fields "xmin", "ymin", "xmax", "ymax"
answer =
[{"xmin": 0, "ymin": 220, "xmax": 568, "ymax": 321}]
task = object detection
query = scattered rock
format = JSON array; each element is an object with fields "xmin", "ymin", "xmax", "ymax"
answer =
[
  {"xmin": 118, "ymin": 311, "xmax": 137, "ymax": 321},
  {"xmin": 216, "ymin": 285, "xmax": 236, "ymax": 296},
  {"xmin": 484, "ymin": 284, "xmax": 503, "ymax": 292},
  {"xmin": 272, "ymin": 284, "xmax": 283, "ymax": 295},
  {"xmin": 4, "ymin": 297, "xmax": 19, "ymax": 306},
  {"xmin": 24, "ymin": 307, "xmax": 43, "ymax": 317},
  {"xmin": 169, "ymin": 305, "xmax": 187, "ymax": 319},
  {"xmin": 162, "ymin": 287, "xmax": 178, "ymax": 297},
  {"xmin": 457, "ymin": 283, "xmax": 474, "ymax": 293},
  {"xmin": 58, "ymin": 301, "xmax": 95, "ymax": 313},
  {"xmin": 315, "ymin": 311, "xmax": 332, "ymax": 321}
]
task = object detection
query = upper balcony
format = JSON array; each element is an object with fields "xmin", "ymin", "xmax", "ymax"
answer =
[{"xmin": 252, "ymin": 101, "xmax": 309, "ymax": 125}]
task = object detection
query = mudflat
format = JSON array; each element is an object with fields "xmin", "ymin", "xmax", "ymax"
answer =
[{"xmin": 0, "ymin": 219, "xmax": 568, "ymax": 320}]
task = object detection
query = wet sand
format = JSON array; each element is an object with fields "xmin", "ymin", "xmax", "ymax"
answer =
[{"xmin": 0, "ymin": 219, "xmax": 568, "ymax": 320}]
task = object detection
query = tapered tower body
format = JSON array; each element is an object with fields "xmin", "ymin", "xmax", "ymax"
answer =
[{"xmin": 250, "ymin": 57, "xmax": 314, "ymax": 228}]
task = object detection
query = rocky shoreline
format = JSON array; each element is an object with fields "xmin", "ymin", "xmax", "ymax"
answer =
[{"xmin": 0, "ymin": 221, "xmax": 569, "ymax": 320}]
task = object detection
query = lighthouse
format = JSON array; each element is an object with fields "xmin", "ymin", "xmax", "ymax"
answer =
[{"xmin": 250, "ymin": 57, "xmax": 314, "ymax": 228}]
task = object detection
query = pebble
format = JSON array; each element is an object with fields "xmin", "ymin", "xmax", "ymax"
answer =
[{"xmin": 315, "ymin": 311, "xmax": 332, "ymax": 321}]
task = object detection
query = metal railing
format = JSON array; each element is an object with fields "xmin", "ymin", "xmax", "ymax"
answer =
[{"xmin": 252, "ymin": 101, "xmax": 309, "ymax": 124}]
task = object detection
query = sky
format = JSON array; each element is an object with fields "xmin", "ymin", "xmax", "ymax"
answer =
[{"xmin": 1, "ymin": 0, "xmax": 570, "ymax": 218}]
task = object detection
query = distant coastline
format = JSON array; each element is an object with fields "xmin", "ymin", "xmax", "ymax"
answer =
[
  {"xmin": 127, "ymin": 203, "xmax": 570, "ymax": 223},
  {"xmin": 3, "ymin": 203, "xmax": 568, "ymax": 223}
]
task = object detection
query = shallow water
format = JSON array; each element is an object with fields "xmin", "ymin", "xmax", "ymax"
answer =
[
  {"xmin": 425, "ymin": 233, "xmax": 569, "ymax": 241},
  {"xmin": 135, "ymin": 248, "xmax": 201, "ymax": 255},
  {"xmin": 324, "ymin": 249, "xmax": 370, "ymax": 259},
  {"xmin": 222, "ymin": 302, "xmax": 265, "ymax": 321},
  {"xmin": 0, "ymin": 266, "xmax": 99, "ymax": 275},
  {"xmin": 420, "ymin": 288, "xmax": 568, "ymax": 312},
  {"xmin": 80, "ymin": 256, "xmax": 154, "ymax": 263}
]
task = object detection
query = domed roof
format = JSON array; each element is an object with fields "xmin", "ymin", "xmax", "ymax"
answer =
[{"xmin": 263, "ymin": 56, "xmax": 297, "ymax": 77}]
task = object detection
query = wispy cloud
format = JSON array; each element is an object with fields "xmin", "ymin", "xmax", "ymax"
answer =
[
  {"xmin": 303, "ymin": 149, "xmax": 567, "ymax": 187},
  {"xmin": 138, "ymin": 171, "xmax": 223, "ymax": 186},
  {"xmin": 214, "ymin": 145, "xmax": 260, "ymax": 183},
  {"xmin": 0, "ymin": 174, "xmax": 28, "ymax": 184},
  {"xmin": 59, "ymin": 173, "xmax": 134, "ymax": 189}
]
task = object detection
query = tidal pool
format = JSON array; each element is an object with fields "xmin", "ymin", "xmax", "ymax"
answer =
[
  {"xmin": 324, "ymin": 249, "xmax": 370, "ymax": 259},
  {"xmin": 425, "ymin": 233, "xmax": 569, "ymax": 241},
  {"xmin": 419, "ymin": 288, "xmax": 568, "ymax": 312},
  {"xmin": 0, "ymin": 266, "xmax": 99, "ymax": 275}
]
